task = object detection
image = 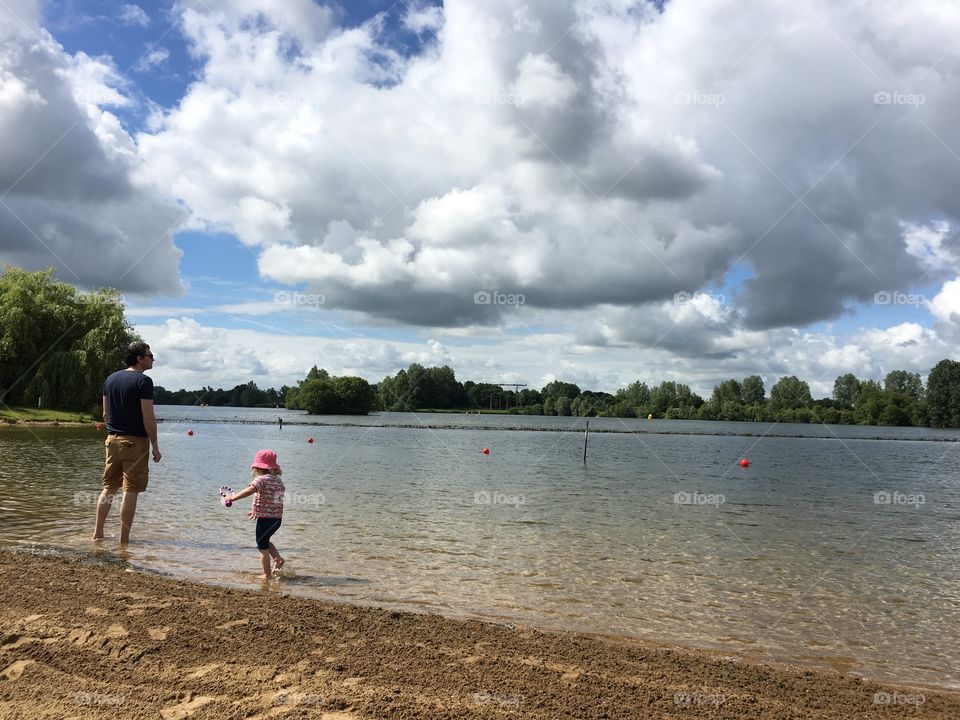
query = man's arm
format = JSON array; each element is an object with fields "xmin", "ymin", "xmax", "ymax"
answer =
[
  {"xmin": 102, "ymin": 395, "xmax": 109, "ymax": 424},
  {"xmin": 141, "ymin": 399, "xmax": 162, "ymax": 462}
]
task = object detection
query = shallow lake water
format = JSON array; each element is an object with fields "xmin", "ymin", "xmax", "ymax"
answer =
[{"xmin": 3, "ymin": 408, "xmax": 958, "ymax": 690}]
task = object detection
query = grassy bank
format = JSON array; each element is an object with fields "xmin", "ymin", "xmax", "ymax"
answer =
[{"xmin": 0, "ymin": 406, "xmax": 97, "ymax": 424}]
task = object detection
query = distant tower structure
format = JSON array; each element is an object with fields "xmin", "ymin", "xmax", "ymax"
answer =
[
  {"xmin": 499, "ymin": 382, "xmax": 528, "ymax": 411},
  {"xmin": 477, "ymin": 381, "xmax": 529, "ymax": 411}
]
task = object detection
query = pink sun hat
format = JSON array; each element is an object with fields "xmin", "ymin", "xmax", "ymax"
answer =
[{"xmin": 251, "ymin": 449, "xmax": 281, "ymax": 470}]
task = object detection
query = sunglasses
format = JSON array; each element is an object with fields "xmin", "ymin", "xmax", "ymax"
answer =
[{"xmin": 144, "ymin": 354, "xmax": 155, "ymax": 359}]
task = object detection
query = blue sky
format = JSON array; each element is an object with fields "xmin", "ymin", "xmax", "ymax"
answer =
[{"xmin": 3, "ymin": 0, "xmax": 959, "ymax": 396}]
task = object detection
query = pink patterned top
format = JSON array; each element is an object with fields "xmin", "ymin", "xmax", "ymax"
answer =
[{"xmin": 250, "ymin": 473, "xmax": 285, "ymax": 519}]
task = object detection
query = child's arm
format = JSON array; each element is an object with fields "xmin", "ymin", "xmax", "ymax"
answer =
[{"xmin": 227, "ymin": 485, "xmax": 257, "ymax": 503}]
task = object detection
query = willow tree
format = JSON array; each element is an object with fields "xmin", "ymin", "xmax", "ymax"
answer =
[{"xmin": 0, "ymin": 267, "xmax": 137, "ymax": 411}]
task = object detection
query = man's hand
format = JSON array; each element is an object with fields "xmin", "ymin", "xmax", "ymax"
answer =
[{"xmin": 152, "ymin": 446, "xmax": 162, "ymax": 462}]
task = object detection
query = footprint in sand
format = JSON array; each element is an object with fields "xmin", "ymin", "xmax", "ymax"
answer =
[
  {"xmin": 215, "ymin": 618, "xmax": 249, "ymax": 630},
  {"xmin": 1, "ymin": 660, "xmax": 33, "ymax": 680},
  {"xmin": 148, "ymin": 627, "xmax": 170, "ymax": 641},
  {"xmin": 1, "ymin": 636, "xmax": 39, "ymax": 652},
  {"xmin": 160, "ymin": 695, "xmax": 216, "ymax": 719},
  {"xmin": 185, "ymin": 664, "xmax": 220, "ymax": 679},
  {"xmin": 67, "ymin": 629, "xmax": 93, "ymax": 645},
  {"xmin": 105, "ymin": 624, "xmax": 129, "ymax": 639}
]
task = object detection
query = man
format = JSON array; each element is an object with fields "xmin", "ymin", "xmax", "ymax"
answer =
[{"xmin": 92, "ymin": 341, "xmax": 162, "ymax": 544}]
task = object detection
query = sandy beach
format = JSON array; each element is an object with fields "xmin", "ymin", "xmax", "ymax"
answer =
[{"xmin": 0, "ymin": 551, "xmax": 956, "ymax": 719}]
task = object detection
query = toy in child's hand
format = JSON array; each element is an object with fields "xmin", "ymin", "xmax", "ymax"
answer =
[{"xmin": 219, "ymin": 486, "xmax": 235, "ymax": 507}]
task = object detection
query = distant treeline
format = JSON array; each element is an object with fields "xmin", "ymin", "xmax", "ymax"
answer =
[
  {"xmin": 9, "ymin": 269, "xmax": 960, "ymax": 428},
  {"xmin": 157, "ymin": 360, "xmax": 960, "ymax": 428},
  {"xmin": 370, "ymin": 362, "xmax": 960, "ymax": 427},
  {"xmin": 153, "ymin": 382, "xmax": 288, "ymax": 408}
]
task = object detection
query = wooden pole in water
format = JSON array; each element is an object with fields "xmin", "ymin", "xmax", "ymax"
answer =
[{"xmin": 583, "ymin": 420, "xmax": 589, "ymax": 463}]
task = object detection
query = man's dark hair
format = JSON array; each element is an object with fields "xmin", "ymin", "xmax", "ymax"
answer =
[{"xmin": 126, "ymin": 341, "xmax": 151, "ymax": 367}]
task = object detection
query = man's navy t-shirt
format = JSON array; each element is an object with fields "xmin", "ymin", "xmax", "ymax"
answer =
[{"xmin": 103, "ymin": 370, "xmax": 153, "ymax": 436}]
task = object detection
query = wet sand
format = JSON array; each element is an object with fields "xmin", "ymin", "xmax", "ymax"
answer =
[{"xmin": 1, "ymin": 551, "xmax": 957, "ymax": 719}]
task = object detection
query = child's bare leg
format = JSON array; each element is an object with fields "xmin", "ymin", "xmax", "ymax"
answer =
[
  {"xmin": 269, "ymin": 543, "xmax": 284, "ymax": 568},
  {"xmin": 258, "ymin": 549, "xmax": 272, "ymax": 578}
]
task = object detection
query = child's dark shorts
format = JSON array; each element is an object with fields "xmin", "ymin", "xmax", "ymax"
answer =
[{"xmin": 255, "ymin": 517, "xmax": 282, "ymax": 550}]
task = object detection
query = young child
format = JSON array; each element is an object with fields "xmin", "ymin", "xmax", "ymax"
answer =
[{"xmin": 226, "ymin": 449, "xmax": 286, "ymax": 578}]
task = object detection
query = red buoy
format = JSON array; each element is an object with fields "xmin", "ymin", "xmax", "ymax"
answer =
[
  {"xmin": 739, "ymin": 458, "xmax": 749, "ymax": 468},
  {"xmin": 308, "ymin": 437, "xmax": 314, "ymax": 444},
  {"xmin": 187, "ymin": 429, "xmax": 193, "ymax": 436},
  {"xmin": 482, "ymin": 448, "xmax": 490, "ymax": 455}
]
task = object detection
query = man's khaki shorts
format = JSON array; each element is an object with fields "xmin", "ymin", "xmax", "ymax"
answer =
[{"xmin": 102, "ymin": 435, "xmax": 150, "ymax": 493}]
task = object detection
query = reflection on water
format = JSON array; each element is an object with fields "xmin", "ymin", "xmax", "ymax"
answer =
[{"xmin": 2, "ymin": 413, "xmax": 959, "ymax": 690}]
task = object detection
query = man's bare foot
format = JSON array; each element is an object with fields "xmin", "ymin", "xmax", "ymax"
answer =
[
  {"xmin": 275, "ymin": 557, "xmax": 285, "ymax": 569},
  {"xmin": 92, "ymin": 535, "xmax": 104, "ymax": 541}
]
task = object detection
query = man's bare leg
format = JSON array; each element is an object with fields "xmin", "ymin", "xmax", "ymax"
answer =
[
  {"xmin": 92, "ymin": 489, "xmax": 116, "ymax": 540},
  {"xmin": 119, "ymin": 491, "xmax": 139, "ymax": 545}
]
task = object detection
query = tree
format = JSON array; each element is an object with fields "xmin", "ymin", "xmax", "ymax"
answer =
[
  {"xmin": 333, "ymin": 376, "xmax": 375, "ymax": 414},
  {"xmin": 927, "ymin": 359, "xmax": 960, "ymax": 428},
  {"xmin": 741, "ymin": 375, "xmax": 765, "ymax": 404},
  {"xmin": 379, "ymin": 368, "xmax": 416, "ymax": 411},
  {"xmin": 720, "ymin": 400, "xmax": 745, "ymax": 421},
  {"xmin": 465, "ymin": 382, "xmax": 503, "ymax": 409},
  {"xmin": 879, "ymin": 395, "xmax": 913, "ymax": 426},
  {"xmin": 556, "ymin": 396, "xmax": 572, "ymax": 416},
  {"xmin": 675, "ymin": 384, "xmax": 704, "ymax": 408},
  {"xmin": 833, "ymin": 373, "xmax": 860, "ymax": 408},
  {"xmin": 540, "ymin": 380, "xmax": 581, "ymax": 403},
  {"xmin": 1, "ymin": 267, "xmax": 136, "ymax": 411},
  {"xmin": 298, "ymin": 378, "xmax": 341, "ymax": 414},
  {"xmin": 858, "ymin": 379, "xmax": 882, "ymax": 403},
  {"xmin": 306, "ymin": 366, "xmax": 330, "ymax": 381},
  {"xmin": 543, "ymin": 397, "xmax": 555, "ymax": 415},
  {"xmin": 711, "ymin": 379, "xmax": 742, "ymax": 404},
  {"xmin": 769, "ymin": 376, "xmax": 812, "ymax": 411},
  {"xmin": 650, "ymin": 381, "xmax": 679, "ymax": 414},
  {"xmin": 884, "ymin": 370, "xmax": 923, "ymax": 400},
  {"xmin": 617, "ymin": 381, "xmax": 651, "ymax": 405},
  {"xmin": 517, "ymin": 388, "xmax": 542, "ymax": 407}
]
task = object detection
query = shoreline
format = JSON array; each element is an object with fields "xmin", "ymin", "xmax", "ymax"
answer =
[
  {"xmin": 4, "ymin": 415, "xmax": 959, "ymax": 442},
  {"xmin": 2, "ymin": 550, "xmax": 957, "ymax": 719}
]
